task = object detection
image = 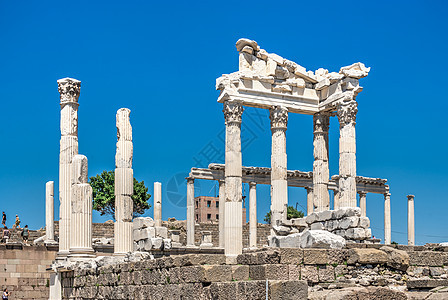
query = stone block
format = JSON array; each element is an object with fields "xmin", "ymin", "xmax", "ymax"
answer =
[
  {"xmin": 179, "ymin": 266, "xmax": 205, "ymax": 283},
  {"xmin": 290, "ymin": 218, "xmax": 307, "ymax": 227},
  {"xmin": 203, "ymin": 265, "xmax": 232, "ymax": 282},
  {"xmin": 163, "ymin": 239, "xmax": 171, "ymax": 250},
  {"xmin": 231, "ymin": 265, "xmax": 249, "ymax": 281},
  {"xmin": 380, "ymin": 246, "xmax": 410, "ymax": 271},
  {"xmin": 305, "ymin": 213, "xmax": 318, "ymax": 224},
  {"xmin": 409, "ymin": 251, "xmax": 447, "ymax": 267},
  {"xmin": 316, "ymin": 210, "xmax": 334, "ymax": 222},
  {"xmin": 301, "ymin": 265, "xmax": 319, "ymax": 283},
  {"xmin": 318, "ymin": 265, "xmax": 335, "ymax": 282},
  {"xmin": 268, "ymin": 280, "xmax": 308, "ymax": 300},
  {"xmin": 133, "ymin": 217, "xmax": 155, "ymax": 230},
  {"xmin": 339, "ymin": 216, "xmax": 359, "ymax": 229},
  {"xmin": 151, "ymin": 237, "xmax": 163, "ymax": 250},
  {"xmin": 407, "ymin": 279, "xmax": 448, "ymax": 289},
  {"xmin": 334, "ymin": 207, "xmax": 361, "ymax": 219},
  {"xmin": 269, "ymin": 232, "xmax": 302, "ymax": 248},
  {"xmin": 347, "ymin": 248, "xmax": 388, "ymax": 265},
  {"xmin": 288, "ymin": 264, "xmax": 301, "ymax": 280},
  {"xmin": 300, "ymin": 230, "xmax": 346, "ymax": 249},
  {"xmin": 303, "ymin": 249, "xmax": 329, "ymax": 265},
  {"xmin": 133, "ymin": 227, "xmax": 155, "ymax": 242},
  {"xmin": 310, "ymin": 222, "xmax": 325, "ymax": 230},
  {"xmin": 249, "ymin": 264, "xmax": 289, "ymax": 280},
  {"xmin": 358, "ymin": 216, "xmax": 370, "ymax": 228},
  {"xmin": 155, "ymin": 226, "xmax": 168, "ymax": 239},
  {"xmin": 279, "ymin": 248, "xmax": 304, "ymax": 265},
  {"xmin": 324, "ymin": 219, "xmax": 339, "ymax": 231},
  {"xmin": 345, "ymin": 228, "xmax": 367, "ymax": 240}
]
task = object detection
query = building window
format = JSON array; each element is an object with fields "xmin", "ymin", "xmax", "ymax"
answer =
[
  {"xmin": 196, "ymin": 201, "xmax": 199, "ymax": 207},
  {"xmin": 216, "ymin": 202, "xmax": 219, "ymax": 208},
  {"xmin": 207, "ymin": 201, "xmax": 211, "ymax": 207},
  {"xmin": 216, "ymin": 214, "xmax": 219, "ymax": 220},
  {"xmin": 207, "ymin": 214, "xmax": 211, "ymax": 220}
]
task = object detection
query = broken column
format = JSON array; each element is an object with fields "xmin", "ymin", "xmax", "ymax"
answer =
[
  {"xmin": 57, "ymin": 77, "xmax": 80, "ymax": 257},
  {"xmin": 69, "ymin": 155, "xmax": 95, "ymax": 260},
  {"xmin": 154, "ymin": 182, "xmax": 162, "ymax": 227},
  {"xmin": 336, "ymin": 100, "xmax": 358, "ymax": 207},
  {"xmin": 249, "ymin": 182, "xmax": 257, "ymax": 248},
  {"xmin": 313, "ymin": 112, "xmax": 330, "ymax": 212},
  {"xmin": 45, "ymin": 181, "xmax": 56, "ymax": 244},
  {"xmin": 186, "ymin": 177, "xmax": 195, "ymax": 247},
  {"xmin": 270, "ymin": 106, "xmax": 288, "ymax": 227},
  {"xmin": 218, "ymin": 179, "xmax": 225, "ymax": 248},
  {"xmin": 114, "ymin": 108, "xmax": 134, "ymax": 255},
  {"xmin": 384, "ymin": 192, "xmax": 391, "ymax": 245},
  {"xmin": 223, "ymin": 100, "xmax": 244, "ymax": 260},
  {"xmin": 359, "ymin": 191, "xmax": 367, "ymax": 217},
  {"xmin": 407, "ymin": 194, "xmax": 415, "ymax": 246},
  {"xmin": 305, "ymin": 187, "xmax": 313, "ymax": 215}
]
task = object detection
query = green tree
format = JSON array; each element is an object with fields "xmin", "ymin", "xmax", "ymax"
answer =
[
  {"xmin": 264, "ymin": 206, "xmax": 304, "ymax": 224},
  {"xmin": 89, "ymin": 170, "xmax": 151, "ymax": 219}
]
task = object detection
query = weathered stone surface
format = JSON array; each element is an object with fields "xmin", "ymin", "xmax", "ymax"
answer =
[
  {"xmin": 345, "ymin": 228, "xmax": 366, "ymax": 240},
  {"xmin": 300, "ymin": 230, "xmax": 346, "ymax": 249},
  {"xmin": 317, "ymin": 210, "xmax": 334, "ymax": 222},
  {"xmin": 303, "ymin": 249, "xmax": 330, "ymax": 265},
  {"xmin": 279, "ymin": 248, "xmax": 304, "ymax": 265},
  {"xmin": 270, "ymin": 232, "xmax": 303, "ymax": 248},
  {"xmin": 380, "ymin": 246, "xmax": 409, "ymax": 271},
  {"xmin": 339, "ymin": 216, "xmax": 359, "ymax": 229},
  {"xmin": 237, "ymin": 250, "xmax": 280, "ymax": 265},
  {"xmin": 203, "ymin": 265, "xmax": 233, "ymax": 282},
  {"xmin": 268, "ymin": 280, "xmax": 308, "ymax": 300},
  {"xmin": 333, "ymin": 207, "xmax": 361, "ymax": 219},
  {"xmin": 318, "ymin": 265, "xmax": 335, "ymax": 282},
  {"xmin": 249, "ymin": 264, "xmax": 289, "ymax": 280},
  {"xmin": 231, "ymin": 265, "xmax": 249, "ymax": 281},
  {"xmin": 347, "ymin": 248, "xmax": 388, "ymax": 265},
  {"xmin": 358, "ymin": 216, "xmax": 370, "ymax": 228},
  {"xmin": 407, "ymin": 279, "xmax": 448, "ymax": 289},
  {"xmin": 133, "ymin": 217, "xmax": 155, "ymax": 229},
  {"xmin": 409, "ymin": 251, "xmax": 447, "ymax": 267},
  {"xmin": 301, "ymin": 265, "xmax": 319, "ymax": 283},
  {"xmin": 311, "ymin": 222, "xmax": 325, "ymax": 230}
]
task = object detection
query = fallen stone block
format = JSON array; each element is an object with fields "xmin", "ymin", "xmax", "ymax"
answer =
[
  {"xmin": 345, "ymin": 228, "xmax": 366, "ymax": 240},
  {"xmin": 359, "ymin": 216, "xmax": 370, "ymax": 228},
  {"xmin": 380, "ymin": 246, "xmax": 409, "ymax": 271},
  {"xmin": 409, "ymin": 251, "xmax": 447, "ymax": 267},
  {"xmin": 347, "ymin": 248, "xmax": 388, "ymax": 265},
  {"xmin": 299, "ymin": 230, "xmax": 346, "ymax": 249},
  {"xmin": 269, "ymin": 232, "xmax": 303, "ymax": 248},
  {"xmin": 133, "ymin": 217, "xmax": 154, "ymax": 230},
  {"xmin": 334, "ymin": 207, "xmax": 361, "ymax": 219},
  {"xmin": 339, "ymin": 216, "xmax": 359, "ymax": 229}
]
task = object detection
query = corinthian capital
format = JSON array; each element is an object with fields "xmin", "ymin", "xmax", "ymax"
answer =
[
  {"xmin": 269, "ymin": 106, "xmax": 288, "ymax": 129},
  {"xmin": 57, "ymin": 77, "xmax": 81, "ymax": 103},
  {"xmin": 223, "ymin": 101, "xmax": 244, "ymax": 124},
  {"xmin": 336, "ymin": 100, "xmax": 358, "ymax": 127},
  {"xmin": 313, "ymin": 112, "xmax": 330, "ymax": 133}
]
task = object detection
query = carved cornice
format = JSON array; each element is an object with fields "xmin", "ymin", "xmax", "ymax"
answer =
[
  {"xmin": 313, "ymin": 112, "xmax": 330, "ymax": 133},
  {"xmin": 336, "ymin": 100, "xmax": 358, "ymax": 127},
  {"xmin": 57, "ymin": 78, "xmax": 81, "ymax": 103},
  {"xmin": 223, "ymin": 101, "xmax": 244, "ymax": 124},
  {"xmin": 269, "ymin": 106, "xmax": 288, "ymax": 129}
]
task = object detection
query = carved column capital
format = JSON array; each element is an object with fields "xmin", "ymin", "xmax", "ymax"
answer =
[
  {"xmin": 358, "ymin": 191, "xmax": 367, "ymax": 197},
  {"xmin": 336, "ymin": 100, "xmax": 358, "ymax": 127},
  {"xmin": 186, "ymin": 177, "xmax": 195, "ymax": 184},
  {"xmin": 313, "ymin": 112, "xmax": 330, "ymax": 133},
  {"xmin": 305, "ymin": 186, "xmax": 313, "ymax": 193},
  {"xmin": 269, "ymin": 106, "xmax": 288, "ymax": 130},
  {"xmin": 249, "ymin": 181, "xmax": 257, "ymax": 188},
  {"xmin": 57, "ymin": 77, "xmax": 81, "ymax": 103},
  {"xmin": 384, "ymin": 192, "xmax": 391, "ymax": 198},
  {"xmin": 223, "ymin": 101, "xmax": 243, "ymax": 124},
  {"xmin": 407, "ymin": 194, "xmax": 415, "ymax": 200}
]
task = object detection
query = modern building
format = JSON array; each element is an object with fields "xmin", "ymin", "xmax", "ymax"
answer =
[{"xmin": 194, "ymin": 196, "xmax": 246, "ymax": 223}]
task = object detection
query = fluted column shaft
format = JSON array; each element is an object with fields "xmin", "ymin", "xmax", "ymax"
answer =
[
  {"xmin": 249, "ymin": 182, "xmax": 257, "ymax": 248},
  {"xmin": 313, "ymin": 113, "xmax": 330, "ymax": 212},
  {"xmin": 114, "ymin": 108, "xmax": 134, "ymax": 255},
  {"xmin": 384, "ymin": 192, "xmax": 391, "ymax": 245},
  {"xmin": 69, "ymin": 155, "xmax": 94, "ymax": 261},
  {"xmin": 334, "ymin": 190, "xmax": 340, "ymax": 209},
  {"xmin": 58, "ymin": 77, "xmax": 80, "ymax": 256},
  {"xmin": 223, "ymin": 101, "xmax": 243, "ymax": 259},
  {"xmin": 270, "ymin": 106, "xmax": 288, "ymax": 227},
  {"xmin": 186, "ymin": 178, "xmax": 195, "ymax": 246},
  {"xmin": 359, "ymin": 191, "xmax": 367, "ymax": 217},
  {"xmin": 218, "ymin": 180, "xmax": 225, "ymax": 248},
  {"xmin": 407, "ymin": 194, "xmax": 415, "ymax": 246},
  {"xmin": 45, "ymin": 181, "xmax": 55, "ymax": 243},
  {"xmin": 337, "ymin": 100, "xmax": 358, "ymax": 207},
  {"xmin": 154, "ymin": 182, "xmax": 162, "ymax": 227},
  {"xmin": 306, "ymin": 187, "xmax": 313, "ymax": 216}
]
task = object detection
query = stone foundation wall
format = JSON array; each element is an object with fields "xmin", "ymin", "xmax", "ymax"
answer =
[{"xmin": 60, "ymin": 244, "xmax": 448, "ymax": 299}]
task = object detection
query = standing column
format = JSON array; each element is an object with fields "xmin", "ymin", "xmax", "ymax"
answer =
[
  {"xmin": 334, "ymin": 189, "xmax": 340, "ymax": 210},
  {"xmin": 305, "ymin": 187, "xmax": 313, "ymax": 216},
  {"xmin": 218, "ymin": 179, "xmax": 225, "ymax": 248},
  {"xmin": 45, "ymin": 181, "xmax": 55, "ymax": 244},
  {"xmin": 313, "ymin": 112, "xmax": 330, "ymax": 212},
  {"xmin": 69, "ymin": 155, "xmax": 95, "ymax": 261},
  {"xmin": 186, "ymin": 177, "xmax": 195, "ymax": 247},
  {"xmin": 57, "ymin": 78, "xmax": 80, "ymax": 257},
  {"xmin": 407, "ymin": 194, "xmax": 415, "ymax": 246},
  {"xmin": 154, "ymin": 182, "xmax": 162, "ymax": 227},
  {"xmin": 223, "ymin": 100, "xmax": 244, "ymax": 260},
  {"xmin": 114, "ymin": 108, "xmax": 134, "ymax": 255},
  {"xmin": 269, "ymin": 106, "xmax": 288, "ymax": 227},
  {"xmin": 249, "ymin": 182, "xmax": 257, "ymax": 248},
  {"xmin": 359, "ymin": 191, "xmax": 367, "ymax": 217},
  {"xmin": 384, "ymin": 192, "xmax": 391, "ymax": 244},
  {"xmin": 336, "ymin": 100, "xmax": 358, "ymax": 207}
]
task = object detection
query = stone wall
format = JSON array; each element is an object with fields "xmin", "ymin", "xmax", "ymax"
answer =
[
  {"xmin": 0, "ymin": 245, "xmax": 57, "ymax": 300},
  {"xmin": 60, "ymin": 244, "xmax": 448, "ymax": 299}
]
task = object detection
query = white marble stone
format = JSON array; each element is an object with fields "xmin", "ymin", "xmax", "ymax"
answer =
[
  {"xmin": 299, "ymin": 230, "xmax": 346, "ymax": 249},
  {"xmin": 186, "ymin": 178, "xmax": 195, "ymax": 246},
  {"xmin": 154, "ymin": 182, "xmax": 162, "ymax": 227},
  {"xmin": 384, "ymin": 192, "xmax": 391, "ymax": 245},
  {"xmin": 218, "ymin": 180, "xmax": 225, "ymax": 248},
  {"xmin": 45, "ymin": 181, "xmax": 56, "ymax": 244},
  {"xmin": 407, "ymin": 194, "xmax": 415, "ymax": 246},
  {"xmin": 249, "ymin": 182, "xmax": 257, "ymax": 248}
]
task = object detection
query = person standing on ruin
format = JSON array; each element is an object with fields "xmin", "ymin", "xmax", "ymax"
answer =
[
  {"xmin": 1, "ymin": 212, "xmax": 6, "ymax": 228},
  {"xmin": 14, "ymin": 215, "xmax": 20, "ymax": 229},
  {"xmin": 2, "ymin": 288, "xmax": 10, "ymax": 300},
  {"xmin": 2, "ymin": 227, "xmax": 10, "ymax": 243},
  {"xmin": 21, "ymin": 225, "xmax": 29, "ymax": 245}
]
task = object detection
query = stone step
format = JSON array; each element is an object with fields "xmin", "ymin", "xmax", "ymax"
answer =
[{"xmin": 407, "ymin": 279, "xmax": 448, "ymax": 289}]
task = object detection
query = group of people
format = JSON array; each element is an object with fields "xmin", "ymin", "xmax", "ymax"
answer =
[{"xmin": 1, "ymin": 212, "xmax": 29, "ymax": 244}]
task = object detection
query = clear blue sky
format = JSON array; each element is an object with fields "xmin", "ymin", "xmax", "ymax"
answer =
[{"xmin": 1, "ymin": 1, "xmax": 447, "ymax": 245}]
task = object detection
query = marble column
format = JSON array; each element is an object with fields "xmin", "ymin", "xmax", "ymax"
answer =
[
  {"xmin": 249, "ymin": 182, "xmax": 257, "ymax": 248},
  {"xmin": 305, "ymin": 187, "xmax": 313, "ymax": 216},
  {"xmin": 334, "ymin": 189, "xmax": 340, "ymax": 210},
  {"xmin": 45, "ymin": 181, "xmax": 55, "ymax": 244},
  {"xmin": 57, "ymin": 77, "xmax": 80, "ymax": 257},
  {"xmin": 186, "ymin": 177, "xmax": 195, "ymax": 247},
  {"xmin": 68, "ymin": 155, "xmax": 95, "ymax": 261},
  {"xmin": 269, "ymin": 106, "xmax": 288, "ymax": 227},
  {"xmin": 359, "ymin": 191, "xmax": 367, "ymax": 217},
  {"xmin": 313, "ymin": 112, "xmax": 330, "ymax": 212},
  {"xmin": 114, "ymin": 108, "xmax": 134, "ymax": 255},
  {"xmin": 154, "ymin": 182, "xmax": 162, "ymax": 227},
  {"xmin": 336, "ymin": 100, "xmax": 358, "ymax": 207},
  {"xmin": 223, "ymin": 100, "xmax": 244, "ymax": 260},
  {"xmin": 384, "ymin": 192, "xmax": 391, "ymax": 245},
  {"xmin": 218, "ymin": 179, "xmax": 225, "ymax": 248},
  {"xmin": 407, "ymin": 194, "xmax": 415, "ymax": 246}
]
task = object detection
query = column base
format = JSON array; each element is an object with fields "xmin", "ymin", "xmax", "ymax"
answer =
[
  {"xmin": 68, "ymin": 248, "xmax": 95, "ymax": 262},
  {"xmin": 56, "ymin": 250, "xmax": 70, "ymax": 261},
  {"xmin": 225, "ymin": 254, "xmax": 238, "ymax": 265}
]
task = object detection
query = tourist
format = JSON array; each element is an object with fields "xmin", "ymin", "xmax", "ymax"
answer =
[
  {"xmin": 21, "ymin": 225, "xmax": 29, "ymax": 244},
  {"xmin": 1, "ymin": 212, "xmax": 5, "ymax": 228},
  {"xmin": 2, "ymin": 227, "xmax": 10, "ymax": 244},
  {"xmin": 2, "ymin": 288, "xmax": 10, "ymax": 300},
  {"xmin": 14, "ymin": 215, "xmax": 20, "ymax": 229}
]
